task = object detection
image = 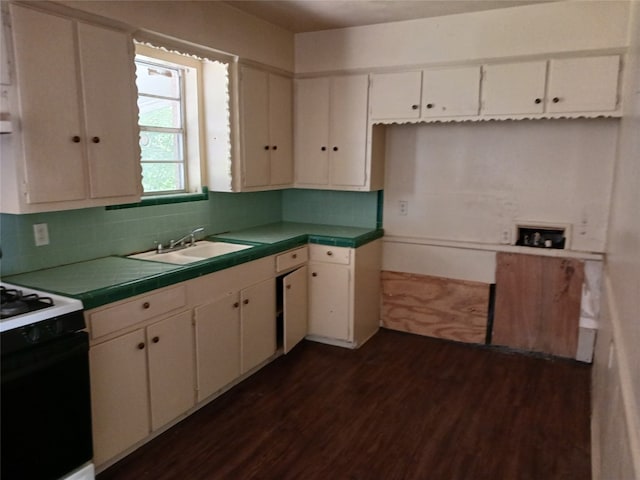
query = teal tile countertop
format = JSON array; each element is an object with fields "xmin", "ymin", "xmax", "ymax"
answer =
[{"xmin": 4, "ymin": 222, "xmax": 383, "ymax": 310}]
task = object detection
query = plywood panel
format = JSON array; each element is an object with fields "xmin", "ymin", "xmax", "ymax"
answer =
[
  {"xmin": 381, "ymin": 271, "xmax": 489, "ymax": 343},
  {"xmin": 493, "ymin": 253, "xmax": 584, "ymax": 358}
]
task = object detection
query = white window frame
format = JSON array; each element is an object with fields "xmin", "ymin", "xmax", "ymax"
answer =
[
  {"xmin": 135, "ymin": 56, "xmax": 189, "ymax": 195},
  {"xmin": 133, "ymin": 37, "xmax": 235, "ymax": 196}
]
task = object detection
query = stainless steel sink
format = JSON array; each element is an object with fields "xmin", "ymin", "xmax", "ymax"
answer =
[{"xmin": 127, "ymin": 241, "xmax": 253, "ymax": 265}]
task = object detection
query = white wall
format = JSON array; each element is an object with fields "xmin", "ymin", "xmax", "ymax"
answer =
[
  {"xmin": 295, "ymin": 1, "xmax": 629, "ymax": 73},
  {"xmin": 383, "ymin": 119, "xmax": 619, "ymax": 252},
  {"xmin": 57, "ymin": 0, "xmax": 294, "ymax": 71},
  {"xmin": 592, "ymin": 0, "xmax": 640, "ymax": 478}
]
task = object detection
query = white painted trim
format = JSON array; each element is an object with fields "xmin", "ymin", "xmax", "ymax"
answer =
[
  {"xmin": 383, "ymin": 235, "xmax": 604, "ymax": 261},
  {"xmin": 597, "ymin": 274, "xmax": 640, "ymax": 479}
]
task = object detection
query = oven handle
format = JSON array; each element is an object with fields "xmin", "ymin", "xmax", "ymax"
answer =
[{"xmin": 1, "ymin": 331, "xmax": 89, "ymax": 384}]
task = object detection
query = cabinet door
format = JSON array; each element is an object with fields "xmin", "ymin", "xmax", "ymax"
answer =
[
  {"xmin": 481, "ymin": 61, "xmax": 547, "ymax": 115},
  {"xmin": 294, "ymin": 77, "xmax": 330, "ymax": 185},
  {"xmin": 422, "ymin": 66, "xmax": 480, "ymax": 118},
  {"xmin": 369, "ymin": 71, "xmax": 422, "ymax": 120},
  {"xmin": 269, "ymin": 73, "xmax": 293, "ymax": 185},
  {"xmin": 241, "ymin": 278, "xmax": 276, "ymax": 373},
  {"xmin": 147, "ymin": 310, "xmax": 195, "ymax": 431},
  {"xmin": 547, "ymin": 56, "xmax": 620, "ymax": 113},
  {"xmin": 194, "ymin": 293, "xmax": 241, "ymax": 402},
  {"xmin": 78, "ymin": 23, "xmax": 141, "ymax": 199},
  {"xmin": 10, "ymin": 5, "xmax": 86, "ymax": 204},
  {"xmin": 329, "ymin": 75, "xmax": 369, "ymax": 187},
  {"xmin": 90, "ymin": 329, "xmax": 149, "ymax": 466},
  {"xmin": 240, "ymin": 66, "xmax": 270, "ymax": 187},
  {"xmin": 308, "ymin": 263, "xmax": 350, "ymax": 340},
  {"xmin": 283, "ymin": 266, "xmax": 308, "ymax": 354}
]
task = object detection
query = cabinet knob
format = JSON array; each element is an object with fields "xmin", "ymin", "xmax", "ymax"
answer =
[
  {"xmin": 312, "ymin": 272, "xmax": 318, "ymax": 277},
  {"xmin": 326, "ymin": 251, "xmax": 333, "ymax": 256},
  {"xmin": 243, "ymin": 299, "xmax": 249, "ymax": 305},
  {"xmin": 292, "ymin": 253, "xmax": 297, "ymax": 259},
  {"xmin": 233, "ymin": 302, "xmax": 240, "ymax": 308},
  {"xmin": 272, "ymin": 145, "xmax": 278, "ymax": 151},
  {"xmin": 137, "ymin": 342, "xmax": 145, "ymax": 350},
  {"xmin": 286, "ymin": 284, "xmax": 291, "ymax": 290},
  {"xmin": 264, "ymin": 145, "xmax": 270, "ymax": 150},
  {"xmin": 71, "ymin": 135, "xmax": 81, "ymax": 143},
  {"xmin": 142, "ymin": 302, "xmax": 150, "ymax": 309},
  {"xmin": 152, "ymin": 336, "xmax": 160, "ymax": 343},
  {"xmin": 426, "ymin": 103, "xmax": 434, "ymax": 109},
  {"xmin": 321, "ymin": 146, "xmax": 327, "ymax": 151},
  {"xmin": 552, "ymin": 97, "xmax": 560, "ymax": 103},
  {"xmin": 332, "ymin": 146, "xmax": 338, "ymax": 152},
  {"xmin": 411, "ymin": 104, "xmax": 418, "ymax": 110},
  {"xmin": 534, "ymin": 98, "xmax": 542, "ymax": 104},
  {"xmin": 92, "ymin": 136, "xmax": 100, "ymax": 144}
]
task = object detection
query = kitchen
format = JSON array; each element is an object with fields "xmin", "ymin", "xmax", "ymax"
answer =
[{"xmin": 0, "ymin": 1, "xmax": 638, "ymax": 479}]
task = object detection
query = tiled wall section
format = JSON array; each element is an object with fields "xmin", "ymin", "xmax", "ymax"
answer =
[
  {"xmin": 282, "ymin": 189, "xmax": 379, "ymax": 228},
  {"xmin": 0, "ymin": 191, "xmax": 282, "ymax": 276},
  {"xmin": 0, "ymin": 189, "xmax": 380, "ymax": 276}
]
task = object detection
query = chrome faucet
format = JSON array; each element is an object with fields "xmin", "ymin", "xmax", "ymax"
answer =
[
  {"xmin": 170, "ymin": 227, "xmax": 205, "ymax": 249},
  {"xmin": 156, "ymin": 227, "xmax": 204, "ymax": 253}
]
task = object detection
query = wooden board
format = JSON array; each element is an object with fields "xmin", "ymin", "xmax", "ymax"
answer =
[
  {"xmin": 381, "ymin": 271, "xmax": 490, "ymax": 344},
  {"xmin": 493, "ymin": 252, "xmax": 584, "ymax": 358}
]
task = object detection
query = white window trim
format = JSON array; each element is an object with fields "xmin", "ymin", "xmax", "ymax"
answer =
[{"xmin": 133, "ymin": 37, "xmax": 235, "ymax": 195}]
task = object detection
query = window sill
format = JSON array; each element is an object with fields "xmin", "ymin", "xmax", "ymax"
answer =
[{"xmin": 106, "ymin": 187, "xmax": 209, "ymax": 210}]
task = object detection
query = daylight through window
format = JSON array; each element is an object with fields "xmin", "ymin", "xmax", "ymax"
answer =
[{"xmin": 135, "ymin": 58, "xmax": 188, "ymax": 194}]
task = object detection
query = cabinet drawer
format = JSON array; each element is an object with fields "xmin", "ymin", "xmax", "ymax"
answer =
[
  {"xmin": 309, "ymin": 244, "xmax": 351, "ymax": 265},
  {"xmin": 89, "ymin": 285, "xmax": 187, "ymax": 339},
  {"xmin": 276, "ymin": 246, "xmax": 308, "ymax": 272}
]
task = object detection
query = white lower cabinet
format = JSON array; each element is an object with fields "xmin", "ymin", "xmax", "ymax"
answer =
[
  {"xmin": 193, "ymin": 275, "xmax": 276, "ymax": 402},
  {"xmin": 194, "ymin": 293, "xmax": 241, "ymax": 402},
  {"xmin": 282, "ymin": 265, "xmax": 308, "ymax": 353},
  {"xmin": 146, "ymin": 311, "xmax": 196, "ymax": 431},
  {"xmin": 307, "ymin": 240, "xmax": 382, "ymax": 347},
  {"xmin": 89, "ymin": 309, "xmax": 195, "ymax": 466},
  {"xmin": 240, "ymin": 278, "xmax": 277, "ymax": 373},
  {"xmin": 89, "ymin": 329, "xmax": 149, "ymax": 466},
  {"xmin": 88, "ymin": 242, "xmax": 381, "ymax": 469},
  {"xmin": 308, "ymin": 262, "xmax": 351, "ymax": 340}
]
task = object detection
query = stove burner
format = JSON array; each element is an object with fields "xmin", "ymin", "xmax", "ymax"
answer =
[{"xmin": 0, "ymin": 286, "xmax": 54, "ymax": 319}]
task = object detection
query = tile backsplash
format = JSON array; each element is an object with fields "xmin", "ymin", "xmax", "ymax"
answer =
[{"xmin": 0, "ymin": 189, "xmax": 380, "ymax": 275}]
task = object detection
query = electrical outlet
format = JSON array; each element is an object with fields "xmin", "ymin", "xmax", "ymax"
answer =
[
  {"xmin": 500, "ymin": 228, "xmax": 511, "ymax": 244},
  {"xmin": 399, "ymin": 200, "xmax": 408, "ymax": 216},
  {"xmin": 33, "ymin": 223, "xmax": 49, "ymax": 246}
]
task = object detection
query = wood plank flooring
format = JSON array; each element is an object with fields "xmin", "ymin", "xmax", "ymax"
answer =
[{"xmin": 97, "ymin": 329, "xmax": 591, "ymax": 480}]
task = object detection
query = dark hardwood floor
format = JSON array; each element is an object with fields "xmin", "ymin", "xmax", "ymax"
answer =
[{"xmin": 98, "ymin": 329, "xmax": 591, "ymax": 480}]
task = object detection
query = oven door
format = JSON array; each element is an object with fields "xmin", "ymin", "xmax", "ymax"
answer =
[{"xmin": 1, "ymin": 331, "xmax": 93, "ymax": 480}]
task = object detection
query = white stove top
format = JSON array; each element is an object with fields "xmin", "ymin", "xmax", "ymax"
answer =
[{"xmin": 0, "ymin": 282, "xmax": 84, "ymax": 333}]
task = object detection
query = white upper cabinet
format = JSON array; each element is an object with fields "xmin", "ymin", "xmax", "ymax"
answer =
[
  {"xmin": 369, "ymin": 71, "xmax": 422, "ymax": 120},
  {"xmin": 369, "ymin": 55, "xmax": 621, "ymax": 123},
  {"xmin": 370, "ymin": 67, "xmax": 481, "ymax": 121},
  {"xmin": 546, "ymin": 56, "xmax": 620, "ymax": 113},
  {"xmin": 239, "ymin": 65, "xmax": 293, "ymax": 189},
  {"xmin": 77, "ymin": 23, "xmax": 142, "ymax": 199},
  {"xmin": 1, "ymin": 4, "xmax": 141, "ymax": 213},
  {"xmin": 294, "ymin": 77, "xmax": 330, "ymax": 185},
  {"xmin": 481, "ymin": 61, "xmax": 547, "ymax": 115},
  {"xmin": 482, "ymin": 55, "xmax": 621, "ymax": 117},
  {"xmin": 295, "ymin": 74, "xmax": 378, "ymax": 190},
  {"xmin": 421, "ymin": 66, "xmax": 481, "ymax": 118}
]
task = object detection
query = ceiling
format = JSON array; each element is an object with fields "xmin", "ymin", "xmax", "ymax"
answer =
[{"xmin": 223, "ymin": 0, "xmax": 558, "ymax": 33}]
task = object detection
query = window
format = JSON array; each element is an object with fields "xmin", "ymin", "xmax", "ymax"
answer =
[
  {"xmin": 135, "ymin": 58, "xmax": 188, "ymax": 194},
  {"xmin": 133, "ymin": 41, "xmax": 232, "ymax": 197}
]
